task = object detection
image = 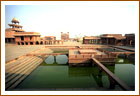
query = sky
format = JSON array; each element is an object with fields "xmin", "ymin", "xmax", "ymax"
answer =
[{"xmin": 5, "ymin": 1, "xmax": 139, "ymax": 40}]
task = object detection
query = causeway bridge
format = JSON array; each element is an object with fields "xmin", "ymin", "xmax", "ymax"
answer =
[{"xmin": 92, "ymin": 58, "xmax": 131, "ymax": 91}]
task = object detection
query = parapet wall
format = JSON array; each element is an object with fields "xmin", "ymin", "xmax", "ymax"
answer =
[
  {"xmin": 69, "ymin": 54, "xmax": 93, "ymax": 59},
  {"xmin": 45, "ymin": 46, "xmax": 77, "ymax": 49},
  {"xmin": 69, "ymin": 48, "xmax": 117, "ymax": 66}
]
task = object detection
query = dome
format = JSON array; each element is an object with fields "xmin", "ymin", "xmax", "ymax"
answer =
[{"xmin": 12, "ymin": 17, "xmax": 19, "ymax": 23}]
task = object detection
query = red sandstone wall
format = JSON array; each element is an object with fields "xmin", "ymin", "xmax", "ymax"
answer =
[
  {"xmin": 5, "ymin": 31, "xmax": 15, "ymax": 38},
  {"xmin": 83, "ymin": 40, "xmax": 89, "ymax": 44},
  {"xmin": 15, "ymin": 37, "xmax": 21, "ymax": 42},
  {"xmin": 15, "ymin": 36, "xmax": 40, "ymax": 42}
]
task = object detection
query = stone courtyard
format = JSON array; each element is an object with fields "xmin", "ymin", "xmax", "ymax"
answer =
[{"xmin": 5, "ymin": 41, "xmax": 82, "ymax": 62}]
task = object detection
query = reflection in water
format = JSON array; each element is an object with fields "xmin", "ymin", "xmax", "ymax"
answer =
[
  {"xmin": 17, "ymin": 55, "xmax": 135, "ymax": 91},
  {"xmin": 45, "ymin": 55, "xmax": 54, "ymax": 64},
  {"xmin": 56, "ymin": 55, "xmax": 68, "ymax": 64},
  {"xmin": 68, "ymin": 66, "xmax": 115, "ymax": 89},
  {"xmin": 45, "ymin": 55, "xmax": 68, "ymax": 64}
]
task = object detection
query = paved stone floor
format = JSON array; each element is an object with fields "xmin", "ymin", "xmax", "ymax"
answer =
[
  {"xmin": 5, "ymin": 45, "xmax": 45, "ymax": 62},
  {"xmin": 63, "ymin": 41, "xmax": 82, "ymax": 46},
  {"xmin": 5, "ymin": 41, "xmax": 81, "ymax": 62},
  {"xmin": 5, "ymin": 41, "xmax": 110, "ymax": 62}
]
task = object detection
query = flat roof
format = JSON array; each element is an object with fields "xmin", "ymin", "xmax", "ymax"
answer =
[
  {"xmin": 83, "ymin": 36, "xmax": 100, "ymax": 39},
  {"xmin": 14, "ymin": 32, "xmax": 41, "ymax": 36}
]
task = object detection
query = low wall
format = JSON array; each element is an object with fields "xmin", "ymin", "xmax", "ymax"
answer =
[
  {"xmin": 69, "ymin": 48, "xmax": 96, "ymax": 50},
  {"xmin": 69, "ymin": 54, "xmax": 92, "ymax": 59},
  {"xmin": 96, "ymin": 48, "xmax": 117, "ymax": 58},
  {"xmin": 45, "ymin": 46, "xmax": 77, "ymax": 49},
  {"xmin": 69, "ymin": 53, "xmax": 117, "ymax": 66}
]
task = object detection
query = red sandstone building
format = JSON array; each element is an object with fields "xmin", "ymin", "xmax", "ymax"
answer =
[
  {"xmin": 83, "ymin": 36, "xmax": 101, "ymax": 44},
  {"xmin": 5, "ymin": 18, "xmax": 63, "ymax": 45},
  {"xmin": 125, "ymin": 34, "xmax": 135, "ymax": 47},
  {"xmin": 44, "ymin": 36, "xmax": 63, "ymax": 44},
  {"xmin": 83, "ymin": 34, "xmax": 132, "ymax": 46},
  {"xmin": 14, "ymin": 32, "xmax": 41, "ymax": 45},
  {"xmin": 6, "ymin": 18, "xmax": 134, "ymax": 46},
  {"xmin": 5, "ymin": 17, "xmax": 24, "ymax": 43},
  {"xmin": 61, "ymin": 32, "xmax": 69, "ymax": 41},
  {"xmin": 100, "ymin": 34, "xmax": 126, "ymax": 45}
]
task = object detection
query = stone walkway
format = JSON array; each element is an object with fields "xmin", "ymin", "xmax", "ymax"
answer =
[
  {"xmin": 63, "ymin": 41, "xmax": 82, "ymax": 46},
  {"xmin": 32, "ymin": 47, "xmax": 53, "ymax": 54},
  {"xmin": 6, "ymin": 55, "xmax": 43, "ymax": 90},
  {"xmin": 5, "ymin": 45, "xmax": 45, "ymax": 62},
  {"xmin": 5, "ymin": 41, "xmax": 80, "ymax": 62},
  {"xmin": 5, "ymin": 42, "xmax": 107, "ymax": 62}
]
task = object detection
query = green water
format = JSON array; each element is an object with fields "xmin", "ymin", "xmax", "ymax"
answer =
[
  {"xmin": 101, "ymin": 48, "xmax": 125, "ymax": 52},
  {"xmin": 16, "ymin": 55, "xmax": 135, "ymax": 91},
  {"xmin": 52, "ymin": 48, "xmax": 68, "ymax": 53},
  {"xmin": 44, "ymin": 55, "xmax": 68, "ymax": 64}
]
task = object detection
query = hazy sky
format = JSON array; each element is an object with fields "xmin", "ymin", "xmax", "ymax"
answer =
[{"xmin": 5, "ymin": 1, "xmax": 139, "ymax": 40}]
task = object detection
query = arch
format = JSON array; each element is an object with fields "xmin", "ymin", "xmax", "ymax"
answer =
[
  {"xmin": 30, "ymin": 42, "xmax": 33, "ymax": 45},
  {"xmin": 21, "ymin": 42, "xmax": 24, "ymax": 45},
  {"xmin": 40, "ymin": 41, "xmax": 43, "ymax": 45},
  {"xmin": 25, "ymin": 42, "xmax": 28, "ymax": 45},
  {"xmin": 36, "ymin": 41, "xmax": 39, "ymax": 45},
  {"xmin": 18, "ymin": 42, "xmax": 20, "ymax": 45}
]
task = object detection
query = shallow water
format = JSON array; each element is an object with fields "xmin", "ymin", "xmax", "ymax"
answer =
[
  {"xmin": 45, "ymin": 55, "xmax": 68, "ymax": 64},
  {"xmin": 101, "ymin": 48, "xmax": 125, "ymax": 52},
  {"xmin": 16, "ymin": 55, "xmax": 135, "ymax": 91}
]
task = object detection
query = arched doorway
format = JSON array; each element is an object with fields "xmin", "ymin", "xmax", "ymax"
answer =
[
  {"xmin": 36, "ymin": 41, "xmax": 39, "ymax": 45},
  {"xmin": 18, "ymin": 42, "xmax": 20, "ymax": 45},
  {"xmin": 25, "ymin": 42, "xmax": 28, "ymax": 45},
  {"xmin": 30, "ymin": 42, "xmax": 33, "ymax": 45},
  {"xmin": 40, "ymin": 41, "xmax": 43, "ymax": 45},
  {"xmin": 21, "ymin": 42, "xmax": 24, "ymax": 45}
]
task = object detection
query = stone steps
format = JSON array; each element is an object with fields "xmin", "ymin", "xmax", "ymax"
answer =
[
  {"xmin": 6, "ymin": 57, "xmax": 41, "ymax": 83},
  {"xmin": 6, "ymin": 56, "xmax": 24, "ymax": 65},
  {"xmin": 5, "ymin": 56, "xmax": 37, "ymax": 78},
  {"xmin": 5, "ymin": 56, "xmax": 34, "ymax": 72},
  {"xmin": 7, "ymin": 60, "xmax": 43, "ymax": 90},
  {"xmin": 5, "ymin": 56, "xmax": 43, "ymax": 90},
  {"xmin": 6, "ymin": 59, "xmax": 42, "ymax": 89},
  {"xmin": 6, "ymin": 56, "xmax": 25, "ymax": 66}
]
